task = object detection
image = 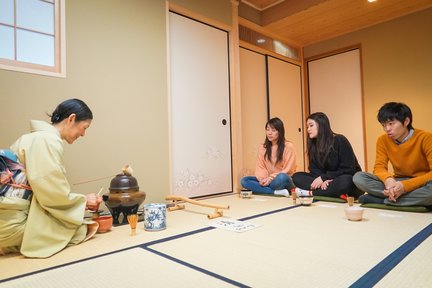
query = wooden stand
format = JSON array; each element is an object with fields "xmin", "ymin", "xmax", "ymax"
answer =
[{"xmin": 165, "ymin": 195, "xmax": 229, "ymax": 219}]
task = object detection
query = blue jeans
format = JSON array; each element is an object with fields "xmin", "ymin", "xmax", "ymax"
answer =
[{"xmin": 240, "ymin": 173, "xmax": 294, "ymax": 195}]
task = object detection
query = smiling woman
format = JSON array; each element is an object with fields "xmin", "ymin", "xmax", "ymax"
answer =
[
  {"xmin": 0, "ymin": 99, "xmax": 102, "ymax": 258},
  {"xmin": 49, "ymin": 99, "xmax": 93, "ymax": 144}
]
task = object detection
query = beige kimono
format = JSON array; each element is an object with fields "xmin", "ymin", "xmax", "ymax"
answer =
[{"xmin": 0, "ymin": 120, "xmax": 94, "ymax": 258}]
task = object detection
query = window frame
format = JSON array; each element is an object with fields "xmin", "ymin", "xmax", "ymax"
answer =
[{"xmin": 0, "ymin": 0, "xmax": 65, "ymax": 77}]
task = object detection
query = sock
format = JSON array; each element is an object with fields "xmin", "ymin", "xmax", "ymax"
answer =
[
  {"xmin": 274, "ymin": 189, "xmax": 290, "ymax": 197},
  {"xmin": 358, "ymin": 194, "xmax": 385, "ymax": 204},
  {"xmin": 294, "ymin": 187, "xmax": 313, "ymax": 197}
]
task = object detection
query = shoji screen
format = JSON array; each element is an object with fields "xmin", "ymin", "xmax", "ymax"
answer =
[
  {"xmin": 268, "ymin": 56, "xmax": 305, "ymax": 171},
  {"xmin": 240, "ymin": 49, "xmax": 305, "ymax": 175},
  {"xmin": 169, "ymin": 12, "xmax": 232, "ymax": 197},
  {"xmin": 239, "ymin": 48, "xmax": 268, "ymax": 177},
  {"xmin": 307, "ymin": 49, "xmax": 366, "ymax": 170}
]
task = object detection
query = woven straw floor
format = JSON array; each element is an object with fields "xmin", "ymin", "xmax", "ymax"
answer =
[{"xmin": 1, "ymin": 194, "xmax": 431, "ymax": 287}]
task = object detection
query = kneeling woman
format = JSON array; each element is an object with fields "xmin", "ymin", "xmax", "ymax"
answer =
[
  {"xmin": 0, "ymin": 99, "xmax": 101, "ymax": 258},
  {"xmin": 293, "ymin": 112, "xmax": 362, "ymax": 199},
  {"xmin": 241, "ymin": 117, "xmax": 296, "ymax": 197}
]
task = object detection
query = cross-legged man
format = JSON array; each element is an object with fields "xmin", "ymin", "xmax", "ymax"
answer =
[{"xmin": 353, "ymin": 102, "xmax": 432, "ymax": 207}]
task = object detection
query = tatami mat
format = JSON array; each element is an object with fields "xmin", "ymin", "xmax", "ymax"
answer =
[
  {"xmin": 374, "ymin": 233, "xmax": 432, "ymax": 288},
  {"xmin": 0, "ymin": 248, "xmax": 235, "ymax": 288},
  {"xmin": 150, "ymin": 202, "xmax": 432, "ymax": 287},
  {"xmin": 0, "ymin": 194, "xmax": 291, "ymax": 280},
  {"xmin": 1, "ymin": 194, "xmax": 431, "ymax": 287}
]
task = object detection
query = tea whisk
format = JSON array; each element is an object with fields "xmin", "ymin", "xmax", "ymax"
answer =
[{"xmin": 127, "ymin": 214, "xmax": 138, "ymax": 236}]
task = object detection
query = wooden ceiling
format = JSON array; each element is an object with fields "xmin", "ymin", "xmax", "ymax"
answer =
[{"xmin": 240, "ymin": 0, "xmax": 432, "ymax": 46}]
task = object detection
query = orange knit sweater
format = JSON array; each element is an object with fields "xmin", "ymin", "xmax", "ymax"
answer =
[{"xmin": 373, "ymin": 129, "xmax": 432, "ymax": 192}]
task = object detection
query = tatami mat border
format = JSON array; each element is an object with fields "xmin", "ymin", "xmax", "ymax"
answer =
[
  {"xmin": 0, "ymin": 243, "xmax": 143, "ymax": 284},
  {"xmin": 238, "ymin": 204, "xmax": 300, "ymax": 221},
  {"xmin": 0, "ymin": 229, "xmax": 217, "ymax": 284},
  {"xmin": 0, "ymin": 204, "xmax": 300, "ymax": 284},
  {"xmin": 134, "ymin": 205, "xmax": 303, "ymax": 288},
  {"xmin": 350, "ymin": 223, "xmax": 432, "ymax": 288},
  {"xmin": 141, "ymin": 204, "xmax": 301, "ymax": 248},
  {"xmin": 145, "ymin": 246, "xmax": 251, "ymax": 288}
]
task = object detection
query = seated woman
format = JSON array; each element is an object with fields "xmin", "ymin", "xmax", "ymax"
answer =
[
  {"xmin": 0, "ymin": 99, "xmax": 101, "ymax": 258},
  {"xmin": 293, "ymin": 112, "xmax": 363, "ymax": 199},
  {"xmin": 241, "ymin": 117, "xmax": 296, "ymax": 197}
]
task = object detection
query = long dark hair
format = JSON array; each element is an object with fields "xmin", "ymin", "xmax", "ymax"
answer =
[
  {"xmin": 264, "ymin": 117, "xmax": 286, "ymax": 164},
  {"xmin": 49, "ymin": 98, "xmax": 93, "ymax": 124},
  {"xmin": 307, "ymin": 112, "xmax": 335, "ymax": 168}
]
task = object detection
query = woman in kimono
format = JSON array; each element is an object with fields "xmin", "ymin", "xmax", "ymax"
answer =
[{"xmin": 0, "ymin": 99, "xmax": 101, "ymax": 258}]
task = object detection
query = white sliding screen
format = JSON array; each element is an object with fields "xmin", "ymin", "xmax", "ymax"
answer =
[
  {"xmin": 307, "ymin": 48, "xmax": 366, "ymax": 170},
  {"xmin": 169, "ymin": 12, "xmax": 232, "ymax": 198},
  {"xmin": 239, "ymin": 48, "xmax": 268, "ymax": 177},
  {"xmin": 268, "ymin": 56, "xmax": 305, "ymax": 171}
]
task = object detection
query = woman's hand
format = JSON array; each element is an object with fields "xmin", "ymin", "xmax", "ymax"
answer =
[
  {"xmin": 310, "ymin": 176, "xmax": 323, "ymax": 190},
  {"xmin": 320, "ymin": 179, "xmax": 333, "ymax": 190},
  {"xmin": 86, "ymin": 193, "xmax": 102, "ymax": 211},
  {"xmin": 259, "ymin": 177, "xmax": 272, "ymax": 187}
]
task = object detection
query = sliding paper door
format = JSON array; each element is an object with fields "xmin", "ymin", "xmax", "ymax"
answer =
[
  {"xmin": 239, "ymin": 48, "xmax": 268, "ymax": 177},
  {"xmin": 169, "ymin": 12, "xmax": 232, "ymax": 197},
  {"xmin": 307, "ymin": 49, "xmax": 366, "ymax": 170},
  {"xmin": 268, "ymin": 56, "xmax": 305, "ymax": 171}
]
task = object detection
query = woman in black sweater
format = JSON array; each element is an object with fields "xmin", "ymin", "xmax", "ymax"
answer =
[{"xmin": 293, "ymin": 112, "xmax": 363, "ymax": 199}]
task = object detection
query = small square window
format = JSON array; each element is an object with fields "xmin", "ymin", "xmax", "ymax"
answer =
[{"xmin": 0, "ymin": 0, "xmax": 64, "ymax": 77}]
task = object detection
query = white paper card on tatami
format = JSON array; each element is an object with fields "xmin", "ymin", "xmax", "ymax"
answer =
[{"xmin": 209, "ymin": 219, "xmax": 261, "ymax": 233}]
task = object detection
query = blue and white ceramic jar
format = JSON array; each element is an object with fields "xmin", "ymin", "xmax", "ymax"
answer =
[{"xmin": 144, "ymin": 203, "xmax": 167, "ymax": 231}]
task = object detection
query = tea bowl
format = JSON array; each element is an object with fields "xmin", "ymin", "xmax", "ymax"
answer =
[
  {"xmin": 298, "ymin": 196, "xmax": 314, "ymax": 206},
  {"xmin": 344, "ymin": 206, "xmax": 364, "ymax": 221},
  {"xmin": 93, "ymin": 215, "xmax": 113, "ymax": 233},
  {"xmin": 240, "ymin": 191, "xmax": 252, "ymax": 199}
]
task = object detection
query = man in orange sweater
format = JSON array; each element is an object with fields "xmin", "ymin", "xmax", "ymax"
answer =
[{"xmin": 353, "ymin": 102, "xmax": 432, "ymax": 207}]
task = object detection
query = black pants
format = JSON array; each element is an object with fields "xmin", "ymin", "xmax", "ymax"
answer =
[{"xmin": 292, "ymin": 172, "xmax": 363, "ymax": 198}]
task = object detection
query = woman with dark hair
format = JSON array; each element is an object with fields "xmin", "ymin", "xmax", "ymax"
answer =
[
  {"xmin": 0, "ymin": 99, "xmax": 101, "ymax": 258},
  {"xmin": 293, "ymin": 112, "xmax": 362, "ymax": 199},
  {"xmin": 241, "ymin": 117, "xmax": 296, "ymax": 197}
]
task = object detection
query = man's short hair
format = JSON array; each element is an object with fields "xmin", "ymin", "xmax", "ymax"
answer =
[{"xmin": 377, "ymin": 102, "xmax": 413, "ymax": 130}]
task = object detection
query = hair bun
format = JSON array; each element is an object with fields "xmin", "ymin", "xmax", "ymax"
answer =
[{"xmin": 52, "ymin": 113, "xmax": 61, "ymax": 122}]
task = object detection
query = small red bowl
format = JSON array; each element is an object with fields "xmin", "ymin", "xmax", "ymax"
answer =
[{"xmin": 93, "ymin": 215, "xmax": 113, "ymax": 233}]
